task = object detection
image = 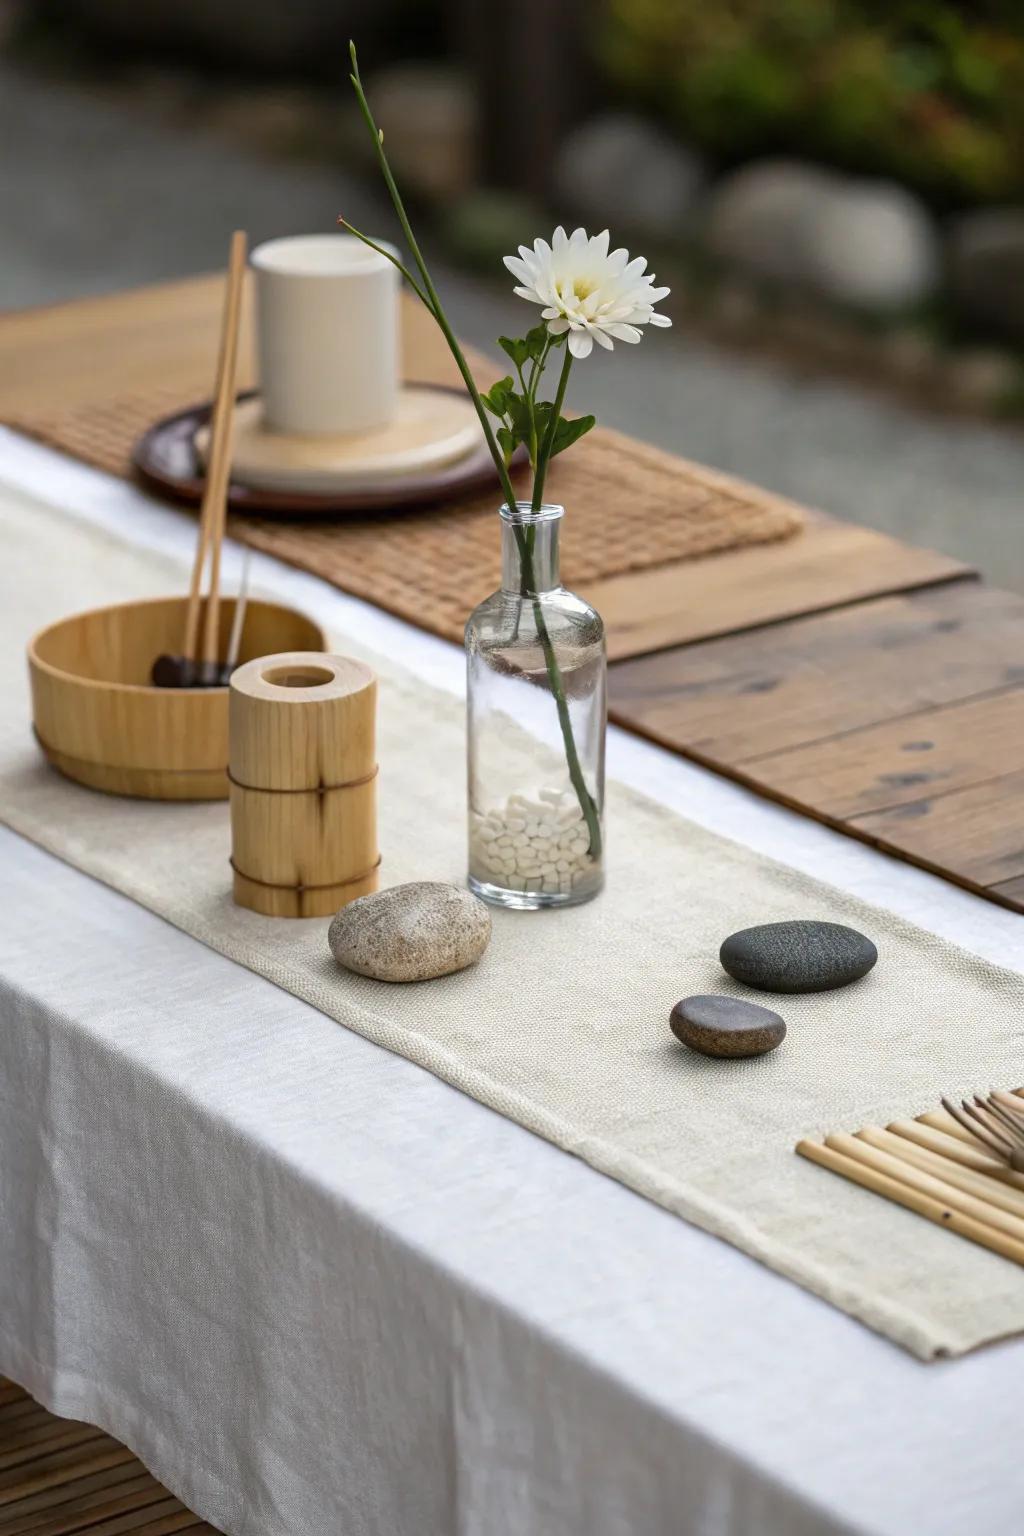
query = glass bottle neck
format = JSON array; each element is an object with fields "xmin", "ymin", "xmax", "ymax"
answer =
[{"xmin": 500, "ymin": 504, "xmax": 563, "ymax": 596}]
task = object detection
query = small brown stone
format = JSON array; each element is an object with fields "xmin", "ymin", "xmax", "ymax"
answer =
[{"xmin": 670, "ymin": 994, "xmax": 785, "ymax": 1059}]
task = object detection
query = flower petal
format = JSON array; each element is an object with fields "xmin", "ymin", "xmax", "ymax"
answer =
[
  {"xmin": 546, "ymin": 317, "xmax": 570, "ymax": 335},
  {"xmin": 648, "ymin": 312, "xmax": 673, "ymax": 327},
  {"xmin": 592, "ymin": 326, "xmax": 615, "ymax": 350},
  {"xmin": 604, "ymin": 323, "xmax": 642, "ymax": 343},
  {"xmin": 568, "ymin": 329, "xmax": 593, "ymax": 359}
]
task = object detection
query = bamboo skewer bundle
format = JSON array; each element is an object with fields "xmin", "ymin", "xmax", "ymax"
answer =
[
  {"xmin": 797, "ymin": 1086, "xmax": 1024, "ymax": 1267},
  {"xmin": 228, "ymin": 652, "xmax": 380, "ymax": 918}
]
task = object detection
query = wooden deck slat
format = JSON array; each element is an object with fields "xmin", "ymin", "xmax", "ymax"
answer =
[
  {"xmin": 0, "ymin": 1400, "xmax": 63, "ymax": 1430},
  {"xmin": 0, "ymin": 1384, "xmax": 219, "ymax": 1533},
  {"xmin": 3, "ymin": 1469, "xmax": 156, "ymax": 1531},
  {"xmin": 0, "ymin": 1423, "xmax": 104, "ymax": 1473},
  {"xmin": 57, "ymin": 1495, "xmax": 188, "ymax": 1536},
  {"xmin": 0, "ymin": 1447, "xmax": 138, "ymax": 1506},
  {"xmin": 14, "ymin": 1488, "xmax": 175, "ymax": 1536},
  {"xmin": 610, "ymin": 582, "xmax": 1024, "ymax": 913},
  {"xmin": 4, "ymin": 1475, "xmax": 164, "ymax": 1536}
]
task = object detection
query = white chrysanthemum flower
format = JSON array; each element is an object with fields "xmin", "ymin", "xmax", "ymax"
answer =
[{"xmin": 503, "ymin": 226, "xmax": 671, "ymax": 360}]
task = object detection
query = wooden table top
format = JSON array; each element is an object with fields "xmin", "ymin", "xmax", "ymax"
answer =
[{"xmin": 2, "ymin": 274, "xmax": 1020, "ymax": 915}]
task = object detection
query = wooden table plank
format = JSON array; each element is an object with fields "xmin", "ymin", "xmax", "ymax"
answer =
[
  {"xmin": 595, "ymin": 518, "xmax": 973, "ymax": 662},
  {"xmin": 852, "ymin": 770, "xmax": 1024, "ymax": 895},
  {"xmin": 990, "ymin": 874, "xmax": 1024, "ymax": 906},
  {"xmin": 748, "ymin": 687, "xmax": 1024, "ymax": 821},
  {"xmin": 610, "ymin": 581, "xmax": 1024, "ymax": 913},
  {"xmin": 609, "ymin": 584, "xmax": 1023, "ymax": 757}
]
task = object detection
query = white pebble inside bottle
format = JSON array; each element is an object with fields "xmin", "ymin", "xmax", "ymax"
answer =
[{"xmin": 469, "ymin": 787, "xmax": 599, "ymax": 901}]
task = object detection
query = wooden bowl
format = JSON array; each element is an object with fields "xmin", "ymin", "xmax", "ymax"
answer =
[{"xmin": 28, "ymin": 596, "xmax": 325, "ymax": 800}]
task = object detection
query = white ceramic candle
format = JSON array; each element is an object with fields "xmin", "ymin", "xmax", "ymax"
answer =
[{"xmin": 250, "ymin": 233, "xmax": 399, "ymax": 437}]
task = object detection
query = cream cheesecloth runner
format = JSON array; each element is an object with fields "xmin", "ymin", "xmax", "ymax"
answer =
[{"xmin": 3, "ymin": 485, "xmax": 1024, "ymax": 1361}]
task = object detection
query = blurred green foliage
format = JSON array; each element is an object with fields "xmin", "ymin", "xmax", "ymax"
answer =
[{"xmin": 600, "ymin": 0, "xmax": 1024, "ymax": 203}]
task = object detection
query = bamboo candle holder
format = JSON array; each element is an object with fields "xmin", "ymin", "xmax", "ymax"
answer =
[{"xmin": 229, "ymin": 651, "xmax": 379, "ymax": 917}]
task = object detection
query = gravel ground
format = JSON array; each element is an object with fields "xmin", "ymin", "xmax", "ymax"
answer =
[{"xmin": 3, "ymin": 61, "xmax": 1023, "ymax": 588}]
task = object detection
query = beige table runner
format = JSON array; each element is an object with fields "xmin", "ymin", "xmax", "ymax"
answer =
[{"xmin": 3, "ymin": 485, "xmax": 1024, "ymax": 1361}]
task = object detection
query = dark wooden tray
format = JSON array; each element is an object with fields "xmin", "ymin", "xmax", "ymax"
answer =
[{"xmin": 131, "ymin": 386, "xmax": 518, "ymax": 517}]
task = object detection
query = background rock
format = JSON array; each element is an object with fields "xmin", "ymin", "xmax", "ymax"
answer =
[
  {"xmin": 803, "ymin": 179, "xmax": 939, "ymax": 311},
  {"xmin": 706, "ymin": 159, "xmax": 835, "ymax": 285},
  {"xmin": 707, "ymin": 161, "xmax": 938, "ymax": 312},
  {"xmin": 553, "ymin": 112, "xmax": 705, "ymax": 238}
]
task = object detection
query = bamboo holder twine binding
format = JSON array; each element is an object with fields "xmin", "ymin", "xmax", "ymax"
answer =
[{"xmin": 229, "ymin": 652, "xmax": 379, "ymax": 917}]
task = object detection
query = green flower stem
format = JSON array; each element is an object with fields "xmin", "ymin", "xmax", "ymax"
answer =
[
  {"xmin": 349, "ymin": 50, "xmax": 517, "ymax": 508},
  {"xmin": 517, "ymin": 532, "xmax": 603, "ymax": 860},
  {"xmin": 348, "ymin": 41, "xmax": 601, "ymax": 859},
  {"xmin": 335, "ymin": 217, "xmax": 431, "ymax": 310},
  {"xmin": 531, "ymin": 348, "xmax": 573, "ymax": 512}
]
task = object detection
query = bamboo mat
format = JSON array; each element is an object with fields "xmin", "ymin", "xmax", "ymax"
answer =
[
  {"xmin": 0, "ymin": 276, "xmax": 804, "ymax": 645},
  {"xmin": 0, "ymin": 1378, "xmax": 218, "ymax": 1534}
]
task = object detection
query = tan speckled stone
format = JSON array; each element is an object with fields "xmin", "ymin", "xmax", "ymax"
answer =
[{"xmin": 328, "ymin": 881, "xmax": 491, "ymax": 983}]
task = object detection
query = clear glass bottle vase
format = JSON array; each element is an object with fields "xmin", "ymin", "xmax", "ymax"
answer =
[{"xmin": 466, "ymin": 501, "xmax": 606, "ymax": 909}]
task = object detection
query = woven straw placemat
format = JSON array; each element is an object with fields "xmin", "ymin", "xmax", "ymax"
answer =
[{"xmin": 7, "ymin": 379, "xmax": 803, "ymax": 645}]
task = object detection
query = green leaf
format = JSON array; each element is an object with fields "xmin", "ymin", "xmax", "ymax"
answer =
[
  {"xmin": 532, "ymin": 400, "xmax": 555, "ymax": 442},
  {"xmin": 496, "ymin": 425, "xmax": 517, "ymax": 466},
  {"xmin": 481, "ymin": 376, "xmax": 515, "ymax": 418},
  {"xmin": 524, "ymin": 324, "xmax": 551, "ymax": 360},
  {"xmin": 503, "ymin": 390, "xmax": 532, "ymax": 440},
  {"xmin": 498, "ymin": 335, "xmax": 531, "ymax": 367},
  {"xmin": 550, "ymin": 414, "xmax": 596, "ymax": 458}
]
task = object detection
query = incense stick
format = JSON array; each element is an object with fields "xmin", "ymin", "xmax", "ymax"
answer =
[{"xmin": 181, "ymin": 229, "xmax": 247, "ymax": 669}]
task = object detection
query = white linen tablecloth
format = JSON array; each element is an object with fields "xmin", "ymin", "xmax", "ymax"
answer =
[{"xmin": 2, "ymin": 430, "xmax": 1024, "ymax": 1536}]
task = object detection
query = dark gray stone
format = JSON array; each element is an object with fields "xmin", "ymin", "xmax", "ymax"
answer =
[
  {"xmin": 720, "ymin": 920, "xmax": 877, "ymax": 994},
  {"xmin": 670, "ymin": 995, "xmax": 785, "ymax": 1059}
]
